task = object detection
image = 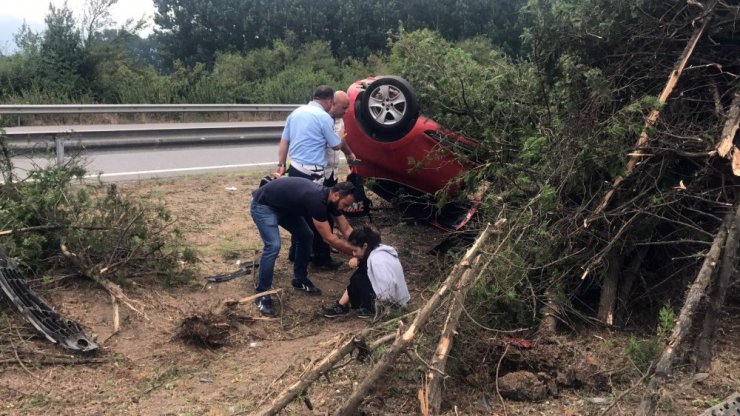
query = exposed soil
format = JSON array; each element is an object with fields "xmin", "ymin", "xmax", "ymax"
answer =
[{"xmin": 1, "ymin": 170, "xmax": 738, "ymax": 415}]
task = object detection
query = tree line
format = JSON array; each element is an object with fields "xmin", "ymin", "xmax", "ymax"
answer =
[{"xmin": 0, "ymin": 0, "xmax": 526, "ymax": 104}]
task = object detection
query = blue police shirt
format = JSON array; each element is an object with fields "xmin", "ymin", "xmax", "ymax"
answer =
[{"xmin": 283, "ymin": 101, "xmax": 342, "ymax": 166}]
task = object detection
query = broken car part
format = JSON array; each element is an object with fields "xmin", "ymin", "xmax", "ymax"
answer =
[
  {"xmin": 0, "ymin": 248, "xmax": 98, "ymax": 352},
  {"xmin": 206, "ymin": 260, "xmax": 259, "ymax": 283}
]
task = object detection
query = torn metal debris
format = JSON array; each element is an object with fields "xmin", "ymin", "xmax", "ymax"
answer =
[{"xmin": 0, "ymin": 248, "xmax": 99, "ymax": 353}]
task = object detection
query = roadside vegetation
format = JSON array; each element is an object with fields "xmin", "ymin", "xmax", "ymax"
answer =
[{"xmin": 1, "ymin": 0, "xmax": 738, "ymax": 414}]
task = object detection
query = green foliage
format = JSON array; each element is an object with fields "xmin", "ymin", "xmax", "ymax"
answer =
[
  {"xmin": 623, "ymin": 304, "xmax": 674, "ymax": 372},
  {"xmin": 656, "ymin": 304, "xmax": 675, "ymax": 339},
  {"xmin": 0, "ymin": 145, "xmax": 197, "ymax": 286},
  {"xmin": 466, "ymin": 249, "xmax": 535, "ymax": 330},
  {"xmin": 624, "ymin": 335, "xmax": 659, "ymax": 373}
]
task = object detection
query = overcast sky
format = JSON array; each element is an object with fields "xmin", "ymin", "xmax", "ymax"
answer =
[{"xmin": 0, "ymin": 0, "xmax": 156, "ymax": 54}]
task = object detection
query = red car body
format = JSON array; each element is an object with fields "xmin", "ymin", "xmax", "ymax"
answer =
[{"xmin": 343, "ymin": 76, "xmax": 481, "ymax": 230}]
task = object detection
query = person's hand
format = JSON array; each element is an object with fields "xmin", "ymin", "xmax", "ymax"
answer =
[
  {"xmin": 348, "ymin": 257, "xmax": 359, "ymax": 268},
  {"xmin": 273, "ymin": 165, "xmax": 286, "ymax": 177},
  {"xmin": 346, "ymin": 152, "xmax": 357, "ymax": 163},
  {"xmin": 337, "ymin": 129, "xmax": 347, "ymax": 140}
]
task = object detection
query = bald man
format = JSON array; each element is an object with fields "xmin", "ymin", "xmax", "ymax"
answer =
[{"xmin": 325, "ymin": 90, "xmax": 351, "ymax": 187}]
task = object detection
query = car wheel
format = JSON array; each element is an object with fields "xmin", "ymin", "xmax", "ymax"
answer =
[{"xmin": 358, "ymin": 76, "xmax": 419, "ymax": 142}]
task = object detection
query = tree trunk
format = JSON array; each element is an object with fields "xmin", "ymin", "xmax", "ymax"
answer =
[
  {"xmin": 597, "ymin": 252, "xmax": 621, "ymax": 326},
  {"xmin": 332, "ymin": 223, "xmax": 495, "ymax": 416},
  {"xmin": 538, "ymin": 284, "xmax": 560, "ymax": 335},
  {"xmin": 637, "ymin": 205, "xmax": 737, "ymax": 416},
  {"xmin": 694, "ymin": 205, "xmax": 740, "ymax": 371},
  {"xmin": 591, "ymin": 0, "xmax": 718, "ymax": 218},
  {"xmin": 616, "ymin": 247, "xmax": 648, "ymax": 325}
]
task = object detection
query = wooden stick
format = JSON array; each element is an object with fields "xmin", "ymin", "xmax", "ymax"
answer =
[
  {"xmin": 694, "ymin": 203, "xmax": 740, "ymax": 370},
  {"xmin": 424, "ymin": 255, "xmax": 482, "ymax": 414},
  {"xmin": 716, "ymin": 91, "xmax": 740, "ymax": 159},
  {"xmin": 226, "ymin": 288, "xmax": 283, "ymax": 306},
  {"xmin": 494, "ymin": 343, "xmax": 511, "ymax": 416},
  {"xmin": 61, "ymin": 244, "xmax": 147, "ymax": 320},
  {"xmin": 333, "ymin": 223, "xmax": 495, "ymax": 416},
  {"xmin": 590, "ymin": 0, "xmax": 718, "ymax": 219},
  {"xmin": 637, "ymin": 204, "xmax": 737, "ymax": 415},
  {"xmin": 252, "ymin": 331, "xmax": 371, "ymax": 416}
]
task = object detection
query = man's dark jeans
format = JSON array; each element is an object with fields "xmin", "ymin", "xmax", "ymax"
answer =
[
  {"xmin": 250, "ymin": 200, "xmax": 313, "ymax": 293},
  {"xmin": 286, "ymin": 165, "xmax": 333, "ymax": 264}
]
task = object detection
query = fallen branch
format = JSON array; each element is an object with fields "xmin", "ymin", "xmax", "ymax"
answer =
[
  {"xmin": 591, "ymin": 0, "xmax": 719, "ymax": 219},
  {"xmin": 599, "ymin": 361, "xmax": 654, "ymax": 416},
  {"xmin": 0, "ymin": 357, "xmax": 109, "ymax": 365},
  {"xmin": 423, "ymin": 219, "xmax": 506, "ymax": 413},
  {"xmin": 0, "ymin": 225, "xmax": 108, "ymax": 237},
  {"xmin": 694, "ymin": 203, "xmax": 740, "ymax": 370},
  {"xmin": 333, "ymin": 223, "xmax": 495, "ymax": 416},
  {"xmin": 637, "ymin": 204, "xmax": 738, "ymax": 415},
  {"xmin": 224, "ymin": 289, "xmax": 283, "ymax": 306},
  {"xmin": 715, "ymin": 91, "xmax": 740, "ymax": 160},
  {"xmin": 423, "ymin": 255, "xmax": 482, "ymax": 414},
  {"xmin": 252, "ymin": 330, "xmax": 373, "ymax": 416},
  {"xmin": 61, "ymin": 244, "xmax": 148, "ymax": 322}
]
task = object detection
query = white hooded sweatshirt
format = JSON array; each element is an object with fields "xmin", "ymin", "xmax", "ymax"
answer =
[{"xmin": 367, "ymin": 244, "xmax": 410, "ymax": 306}]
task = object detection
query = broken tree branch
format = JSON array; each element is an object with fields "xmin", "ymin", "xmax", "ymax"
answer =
[
  {"xmin": 333, "ymin": 223, "xmax": 495, "ymax": 416},
  {"xmin": 637, "ymin": 204, "xmax": 738, "ymax": 416},
  {"xmin": 694, "ymin": 203, "xmax": 740, "ymax": 371},
  {"xmin": 715, "ymin": 91, "xmax": 740, "ymax": 159},
  {"xmin": 61, "ymin": 244, "xmax": 147, "ymax": 321},
  {"xmin": 252, "ymin": 329, "xmax": 375, "ymax": 416},
  {"xmin": 591, "ymin": 0, "xmax": 719, "ymax": 219},
  {"xmin": 423, "ymin": 254, "xmax": 482, "ymax": 414}
]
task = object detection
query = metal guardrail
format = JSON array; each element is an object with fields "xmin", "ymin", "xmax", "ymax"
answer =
[
  {"xmin": 3, "ymin": 121, "xmax": 287, "ymax": 165},
  {"xmin": 0, "ymin": 104, "xmax": 297, "ymax": 166},
  {"xmin": 0, "ymin": 104, "xmax": 301, "ymax": 127}
]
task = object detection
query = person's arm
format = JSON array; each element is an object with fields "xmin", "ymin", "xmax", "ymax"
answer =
[
  {"xmin": 313, "ymin": 218, "xmax": 358, "ymax": 256},
  {"xmin": 334, "ymin": 214, "xmax": 353, "ymax": 239},
  {"xmin": 275, "ymin": 138, "xmax": 289, "ymax": 176},
  {"xmin": 336, "ymin": 137, "xmax": 356, "ymax": 162}
]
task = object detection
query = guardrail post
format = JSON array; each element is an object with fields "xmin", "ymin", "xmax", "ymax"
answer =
[{"xmin": 54, "ymin": 135, "xmax": 64, "ymax": 166}]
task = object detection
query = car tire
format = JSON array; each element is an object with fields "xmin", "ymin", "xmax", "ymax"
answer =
[{"xmin": 358, "ymin": 76, "xmax": 419, "ymax": 142}]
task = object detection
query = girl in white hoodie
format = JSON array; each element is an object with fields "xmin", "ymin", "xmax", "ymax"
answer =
[{"xmin": 322, "ymin": 226, "xmax": 410, "ymax": 318}]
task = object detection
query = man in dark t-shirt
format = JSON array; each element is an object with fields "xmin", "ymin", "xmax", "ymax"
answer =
[{"xmin": 250, "ymin": 177, "xmax": 361, "ymax": 316}]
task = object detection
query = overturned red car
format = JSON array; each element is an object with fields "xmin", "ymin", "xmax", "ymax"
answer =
[{"xmin": 343, "ymin": 76, "xmax": 481, "ymax": 231}]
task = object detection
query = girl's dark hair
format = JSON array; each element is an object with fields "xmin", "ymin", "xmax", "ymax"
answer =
[
  {"xmin": 331, "ymin": 181, "xmax": 355, "ymax": 197},
  {"xmin": 348, "ymin": 225, "xmax": 381, "ymax": 258}
]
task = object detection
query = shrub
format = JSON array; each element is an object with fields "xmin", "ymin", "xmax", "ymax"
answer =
[{"xmin": 0, "ymin": 134, "xmax": 197, "ymax": 286}]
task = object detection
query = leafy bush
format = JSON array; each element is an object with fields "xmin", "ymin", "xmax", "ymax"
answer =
[{"xmin": 0, "ymin": 135, "xmax": 197, "ymax": 286}]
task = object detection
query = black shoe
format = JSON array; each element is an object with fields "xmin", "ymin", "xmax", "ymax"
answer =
[
  {"xmin": 312, "ymin": 258, "xmax": 342, "ymax": 271},
  {"xmin": 292, "ymin": 279, "xmax": 322, "ymax": 295},
  {"xmin": 356, "ymin": 308, "xmax": 374, "ymax": 319},
  {"xmin": 322, "ymin": 302, "xmax": 349, "ymax": 318},
  {"xmin": 255, "ymin": 296, "xmax": 276, "ymax": 316}
]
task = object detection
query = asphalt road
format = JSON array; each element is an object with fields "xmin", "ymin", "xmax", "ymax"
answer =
[{"xmin": 10, "ymin": 140, "xmax": 280, "ymax": 182}]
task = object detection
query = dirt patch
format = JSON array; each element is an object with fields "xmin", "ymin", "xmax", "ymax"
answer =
[{"xmin": 0, "ymin": 170, "xmax": 738, "ymax": 415}]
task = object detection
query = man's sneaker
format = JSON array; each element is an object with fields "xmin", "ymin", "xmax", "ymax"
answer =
[
  {"xmin": 292, "ymin": 279, "xmax": 322, "ymax": 295},
  {"xmin": 321, "ymin": 302, "xmax": 349, "ymax": 318},
  {"xmin": 312, "ymin": 258, "xmax": 342, "ymax": 271},
  {"xmin": 255, "ymin": 296, "xmax": 276, "ymax": 316},
  {"xmin": 356, "ymin": 308, "xmax": 374, "ymax": 319}
]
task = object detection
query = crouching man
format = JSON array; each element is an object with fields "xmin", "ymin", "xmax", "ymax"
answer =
[{"xmin": 250, "ymin": 177, "xmax": 360, "ymax": 316}]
